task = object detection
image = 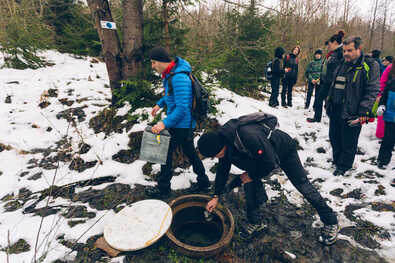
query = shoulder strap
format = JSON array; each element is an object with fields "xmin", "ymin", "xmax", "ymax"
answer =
[{"xmin": 167, "ymin": 71, "xmax": 191, "ymax": 94}]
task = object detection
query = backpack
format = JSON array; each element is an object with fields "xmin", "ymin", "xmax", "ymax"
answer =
[
  {"xmin": 168, "ymin": 71, "xmax": 210, "ymax": 122},
  {"xmin": 265, "ymin": 61, "xmax": 273, "ymax": 80},
  {"xmin": 234, "ymin": 112, "xmax": 279, "ymax": 156}
]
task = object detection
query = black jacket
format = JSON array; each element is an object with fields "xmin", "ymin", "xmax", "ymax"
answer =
[
  {"xmin": 284, "ymin": 54, "xmax": 299, "ymax": 81},
  {"xmin": 213, "ymin": 119, "xmax": 294, "ymax": 195},
  {"xmin": 271, "ymin": 57, "xmax": 285, "ymax": 81},
  {"xmin": 321, "ymin": 46, "xmax": 344, "ymax": 90},
  {"xmin": 327, "ymin": 53, "xmax": 380, "ymax": 119}
]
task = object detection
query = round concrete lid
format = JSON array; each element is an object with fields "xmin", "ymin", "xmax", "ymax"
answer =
[{"xmin": 104, "ymin": 199, "xmax": 173, "ymax": 251}]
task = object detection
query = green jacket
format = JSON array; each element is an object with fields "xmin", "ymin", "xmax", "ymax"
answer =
[{"xmin": 305, "ymin": 58, "xmax": 323, "ymax": 82}]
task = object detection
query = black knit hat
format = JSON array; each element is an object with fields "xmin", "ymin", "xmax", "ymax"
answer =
[
  {"xmin": 149, "ymin": 46, "xmax": 171, "ymax": 62},
  {"xmin": 314, "ymin": 49, "xmax": 323, "ymax": 55},
  {"xmin": 198, "ymin": 132, "xmax": 225, "ymax": 157},
  {"xmin": 384, "ymin": 56, "xmax": 393, "ymax": 63}
]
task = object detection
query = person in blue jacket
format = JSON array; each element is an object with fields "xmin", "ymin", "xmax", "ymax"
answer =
[{"xmin": 146, "ymin": 46, "xmax": 210, "ymax": 199}]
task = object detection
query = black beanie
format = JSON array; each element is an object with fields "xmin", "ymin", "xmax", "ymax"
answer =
[
  {"xmin": 314, "ymin": 49, "xmax": 323, "ymax": 55},
  {"xmin": 150, "ymin": 46, "xmax": 171, "ymax": 62},
  {"xmin": 198, "ymin": 132, "xmax": 225, "ymax": 157}
]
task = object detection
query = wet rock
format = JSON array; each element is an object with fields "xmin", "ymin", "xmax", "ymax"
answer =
[
  {"xmin": 356, "ymin": 170, "xmax": 384, "ymax": 179},
  {"xmin": 4, "ymin": 200, "xmax": 23, "ymax": 212},
  {"xmin": 59, "ymin": 98, "xmax": 75, "ymax": 106},
  {"xmin": 1, "ymin": 239, "xmax": 30, "ymax": 254},
  {"xmin": 39, "ymin": 101, "xmax": 51, "ymax": 109},
  {"xmin": 6, "ymin": 81, "xmax": 19, "ymax": 84},
  {"xmin": 62, "ymin": 206, "xmax": 96, "ymax": 219},
  {"xmin": 69, "ymin": 157, "xmax": 97, "ymax": 173},
  {"xmin": 0, "ymin": 143, "xmax": 12, "ymax": 152},
  {"xmin": 316, "ymin": 147, "xmax": 326, "ymax": 153},
  {"xmin": 46, "ymin": 127, "xmax": 53, "ymax": 132},
  {"xmin": 89, "ymin": 108, "xmax": 128, "ymax": 135},
  {"xmin": 1, "ymin": 193, "xmax": 14, "ymax": 202},
  {"xmin": 28, "ymin": 172, "xmax": 42, "ymax": 180},
  {"xmin": 371, "ymin": 202, "xmax": 395, "ymax": 212},
  {"xmin": 56, "ymin": 106, "xmax": 87, "ymax": 122},
  {"xmin": 340, "ymin": 225, "xmax": 381, "ymax": 249},
  {"xmin": 72, "ymin": 183, "xmax": 137, "ymax": 211},
  {"xmin": 0, "ymin": 171, "xmax": 2, "ymax": 176},
  {"xmin": 311, "ymin": 178, "xmax": 325, "ymax": 184},
  {"xmin": 5, "ymin": 95, "xmax": 11, "ymax": 103},
  {"xmin": 68, "ymin": 220, "xmax": 86, "ymax": 228},
  {"xmin": 58, "ymin": 234, "xmax": 106, "ymax": 263},
  {"xmin": 374, "ymin": 185, "xmax": 386, "ymax": 196},
  {"xmin": 342, "ymin": 188, "xmax": 363, "ymax": 199},
  {"xmin": 31, "ymin": 124, "xmax": 39, "ymax": 128},
  {"xmin": 18, "ymin": 188, "xmax": 33, "ymax": 200},
  {"xmin": 142, "ymin": 162, "xmax": 153, "ymax": 175},
  {"xmin": 33, "ymin": 207, "xmax": 62, "ymax": 217},
  {"xmin": 329, "ymin": 188, "xmax": 343, "ymax": 197},
  {"xmin": 364, "ymin": 180, "xmax": 379, "ymax": 184},
  {"xmin": 112, "ymin": 149, "xmax": 136, "ymax": 164},
  {"xmin": 79, "ymin": 143, "xmax": 91, "ymax": 154},
  {"xmin": 344, "ymin": 204, "xmax": 368, "ymax": 222},
  {"xmin": 48, "ymin": 88, "xmax": 58, "ymax": 97},
  {"xmin": 19, "ymin": 171, "xmax": 29, "ymax": 177}
]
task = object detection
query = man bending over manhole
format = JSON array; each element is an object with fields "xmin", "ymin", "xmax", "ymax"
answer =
[{"xmin": 197, "ymin": 112, "xmax": 338, "ymax": 244}]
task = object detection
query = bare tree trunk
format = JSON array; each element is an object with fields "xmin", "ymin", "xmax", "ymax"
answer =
[
  {"xmin": 162, "ymin": 0, "xmax": 171, "ymax": 52},
  {"xmin": 368, "ymin": 0, "xmax": 379, "ymax": 50},
  {"xmin": 87, "ymin": 0, "xmax": 123, "ymax": 103},
  {"xmin": 380, "ymin": 0, "xmax": 388, "ymax": 50},
  {"xmin": 122, "ymin": 0, "xmax": 144, "ymax": 78}
]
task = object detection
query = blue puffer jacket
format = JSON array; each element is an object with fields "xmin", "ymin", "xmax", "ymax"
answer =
[{"xmin": 156, "ymin": 57, "xmax": 195, "ymax": 128}]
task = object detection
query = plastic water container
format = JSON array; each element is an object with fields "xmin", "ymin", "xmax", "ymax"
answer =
[{"xmin": 139, "ymin": 126, "xmax": 171, "ymax": 164}]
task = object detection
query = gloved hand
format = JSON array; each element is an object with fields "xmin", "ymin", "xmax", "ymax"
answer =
[{"xmin": 377, "ymin": 105, "xmax": 386, "ymax": 116}]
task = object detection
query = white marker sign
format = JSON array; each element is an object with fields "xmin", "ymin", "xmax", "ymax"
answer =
[{"xmin": 100, "ymin": 20, "xmax": 117, "ymax": 30}]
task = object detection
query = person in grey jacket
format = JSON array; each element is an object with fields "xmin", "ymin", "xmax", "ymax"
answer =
[{"xmin": 326, "ymin": 37, "xmax": 380, "ymax": 176}]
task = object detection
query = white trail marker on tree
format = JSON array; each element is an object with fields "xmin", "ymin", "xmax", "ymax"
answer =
[{"xmin": 100, "ymin": 21, "xmax": 117, "ymax": 30}]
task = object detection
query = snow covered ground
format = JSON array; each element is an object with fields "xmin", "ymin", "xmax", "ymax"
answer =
[{"xmin": 0, "ymin": 51, "xmax": 394, "ymax": 262}]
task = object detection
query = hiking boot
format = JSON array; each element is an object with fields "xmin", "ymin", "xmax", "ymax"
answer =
[
  {"xmin": 377, "ymin": 163, "xmax": 387, "ymax": 170},
  {"xmin": 187, "ymin": 182, "xmax": 211, "ymax": 194},
  {"xmin": 239, "ymin": 222, "xmax": 267, "ymax": 240},
  {"xmin": 307, "ymin": 118, "xmax": 320, "ymax": 123},
  {"xmin": 319, "ymin": 223, "xmax": 339, "ymax": 246},
  {"xmin": 145, "ymin": 187, "xmax": 171, "ymax": 199},
  {"xmin": 333, "ymin": 169, "xmax": 345, "ymax": 176}
]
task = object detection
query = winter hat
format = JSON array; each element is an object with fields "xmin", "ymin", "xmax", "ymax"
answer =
[
  {"xmin": 384, "ymin": 56, "xmax": 393, "ymax": 63},
  {"xmin": 314, "ymin": 49, "xmax": 323, "ymax": 55},
  {"xmin": 198, "ymin": 132, "xmax": 225, "ymax": 157},
  {"xmin": 371, "ymin": 50, "xmax": 381, "ymax": 58},
  {"xmin": 274, "ymin": 47, "xmax": 285, "ymax": 58},
  {"xmin": 149, "ymin": 46, "xmax": 171, "ymax": 62}
]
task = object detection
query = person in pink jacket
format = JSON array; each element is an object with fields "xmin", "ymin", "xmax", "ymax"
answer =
[{"xmin": 376, "ymin": 63, "xmax": 393, "ymax": 138}]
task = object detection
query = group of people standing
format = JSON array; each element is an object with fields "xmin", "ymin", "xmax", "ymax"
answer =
[
  {"xmin": 269, "ymin": 30, "xmax": 394, "ymax": 183},
  {"xmin": 141, "ymin": 35, "xmax": 394, "ymax": 248}
]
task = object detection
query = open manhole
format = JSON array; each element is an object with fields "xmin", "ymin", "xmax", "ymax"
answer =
[{"xmin": 166, "ymin": 194, "xmax": 235, "ymax": 258}]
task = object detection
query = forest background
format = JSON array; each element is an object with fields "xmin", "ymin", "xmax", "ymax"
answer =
[{"xmin": 0, "ymin": 0, "xmax": 394, "ymax": 100}]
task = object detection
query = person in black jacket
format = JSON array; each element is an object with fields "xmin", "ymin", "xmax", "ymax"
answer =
[
  {"xmin": 197, "ymin": 113, "xmax": 339, "ymax": 244},
  {"xmin": 371, "ymin": 50, "xmax": 386, "ymax": 75},
  {"xmin": 281, "ymin": 46, "xmax": 300, "ymax": 107},
  {"xmin": 326, "ymin": 37, "xmax": 380, "ymax": 176},
  {"xmin": 307, "ymin": 31, "xmax": 345, "ymax": 123},
  {"xmin": 269, "ymin": 47, "xmax": 290, "ymax": 107}
]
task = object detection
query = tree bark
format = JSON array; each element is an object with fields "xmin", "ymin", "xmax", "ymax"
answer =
[
  {"xmin": 380, "ymin": 0, "xmax": 388, "ymax": 51},
  {"xmin": 162, "ymin": 0, "xmax": 171, "ymax": 52},
  {"xmin": 368, "ymin": 0, "xmax": 379, "ymax": 50},
  {"xmin": 87, "ymin": 0, "xmax": 123, "ymax": 103},
  {"xmin": 122, "ymin": 0, "xmax": 144, "ymax": 78}
]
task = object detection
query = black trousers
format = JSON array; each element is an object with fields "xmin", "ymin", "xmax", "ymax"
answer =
[
  {"xmin": 281, "ymin": 78, "xmax": 295, "ymax": 106},
  {"xmin": 312, "ymin": 85, "xmax": 329, "ymax": 122},
  {"xmin": 305, "ymin": 82, "xmax": 319, "ymax": 109},
  {"xmin": 269, "ymin": 78, "xmax": 281, "ymax": 106},
  {"xmin": 245, "ymin": 132, "xmax": 338, "ymax": 226},
  {"xmin": 378, "ymin": 121, "xmax": 395, "ymax": 165},
  {"xmin": 329, "ymin": 108, "xmax": 362, "ymax": 171},
  {"xmin": 157, "ymin": 128, "xmax": 209, "ymax": 192}
]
